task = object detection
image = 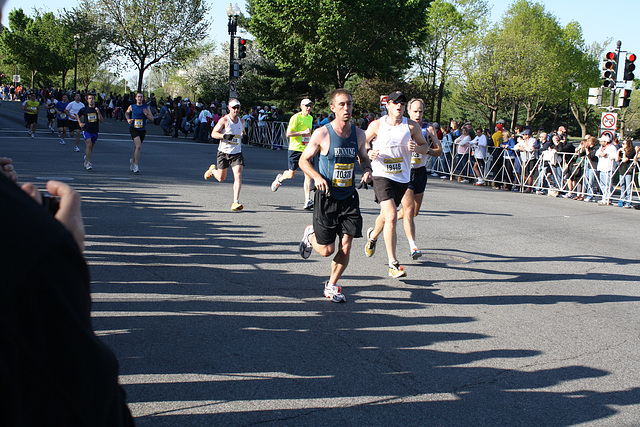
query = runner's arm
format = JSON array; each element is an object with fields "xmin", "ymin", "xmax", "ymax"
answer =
[
  {"xmin": 356, "ymin": 128, "xmax": 373, "ymax": 183},
  {"xmin": 210, "ymin": 116, "xmax": 228, "ymax": 140},
  {"xmin": 144, "ymin": 107, "xmax": 154, "ymax": 122},
  {"xmin": 300, "ymin": 127, "xmax": 329, "ymax": 193}
]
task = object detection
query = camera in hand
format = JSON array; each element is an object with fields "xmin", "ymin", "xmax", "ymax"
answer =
[{"xmin": 42, "ymin": 194, "xmax": 60, "ymax": 214}]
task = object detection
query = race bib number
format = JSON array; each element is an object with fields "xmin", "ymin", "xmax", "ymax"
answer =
[
  {"xmin": 229, "ymin": 135, "xmax": 240, "ymax": 145},
  {"xmin": 411, "ymin": 152, "xmax": 422, "ymax": 165},
  {"xmin": 29, "ymin": 106, "xmax": 37, "ymax": 112},
  {"xmin": 49, "ymin": 108, "xmax": 56, "ymax": 114},
  {"xmin": 332, "ymin": 163, "xmax": 354, "ymax": 187},
  {"xmin": 301, "ymin": 136, "xmax": 310, "ymax": 145},
  {"xmin": 87, "ymin": 113, "xmax": 97, "ymax": 123},
  {"xmin": 59, "ymin": 113, "xmax": 67, "ymax": 119},
  {"xmin": 384, "ymin": 157, "xmax": 404, "ymax": 174},
  {"xmin": 134, "ymin": 118, "xmax": 144, "ymax": 128}
]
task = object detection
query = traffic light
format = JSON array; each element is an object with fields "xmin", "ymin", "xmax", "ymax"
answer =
[
  {"xmin": 617, "ymin": 89, "xmax": 632, "ymax": 108},
  {"xmin": 238, "ymin": 38, "xmax": 247, "ymax": 59},
  {"xmin": 623, "ymin": 53, "xmax": 636, "ymax": 81},
  {"xmin": 602, "ymin": 52, "xmax": 618, "ymax": 88}
]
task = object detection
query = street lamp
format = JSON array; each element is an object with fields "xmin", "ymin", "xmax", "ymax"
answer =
[
  {"xmin": 73, "ymin": 34, "xmax": 80, "ymax": 92},
  {"xmin": 226, "ymin": 3, "xmax": 241, "ymax": 101},
  {"xmin": 565, "ymin": 77, "xmax": 574, "ymax": 134}
]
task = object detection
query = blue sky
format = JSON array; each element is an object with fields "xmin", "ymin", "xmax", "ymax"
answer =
[{"xmin": 3, "ymin": 0, "xmax": 638, "ymax": 59}]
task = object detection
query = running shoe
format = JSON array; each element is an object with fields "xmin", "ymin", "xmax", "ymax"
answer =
[
  {"xmin": 389, "ymin": 261, "xmax": 407, "ymax": 278},
  {"xmin": 74, "ymin": 146, "xmax": 80, "ymax": 152},
  {"xmin": 132, "ymin": 163, "xmax": 140, "ymax": 174},
  {"xmin": 231, "ymin": 202, "xmax": 243, "ymax": 211},
  {"xmin": 303, "ymin": 199, "xmax": 314, "ymax": 210},
  {"xmin": 130, "ymin": 158, "xmax": 134, "ymax": 172},
  {"xmin": 431, "ymin": 172, "xmax": 439, "ymax": 177},
  {"xmin": 364, "ymin": 227, "xmax": 376, "ymax": 257},
  {"xmin": 474, "ymin": 180, "xmax": 485, "ymax": 186},
  {"xmin": 299, "ymin": 224, "xmax": 314, "ymax": 259},
  {"xmin": 30, "ymin": 133, "xmax": 35, "ymax": 139},
  {"xmin": 323, "ymin": 281, "xmax": 346, "ymax": 303},
  {"xmin": 59, "ymin": 138, "xmax": 66, "ymax": 145},
  {"xmin": 85, "ymin": 162, "xmax": 92, "ymax": 171},
  {"xmin": 460, "ymin": 179, "xmax": 469, "ymax": 183},
  {"xmin": 410, "ymin": 248, "xmax": 422, "ymax": 260},
  {"xmin": 204, "ymin": 164, "xmax": 217, "ymax": 180},
  {"xmin": 271, "ymin": 173, "xmax": 283, "ymax": 191}
]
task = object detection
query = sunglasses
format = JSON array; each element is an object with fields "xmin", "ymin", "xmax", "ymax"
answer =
[{"xmin": 231, "ymin": 106, "xmax": 240, "ymax": 109}]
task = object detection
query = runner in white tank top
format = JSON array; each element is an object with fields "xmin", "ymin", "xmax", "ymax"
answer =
[{"xmin": 363, "ymin": 91, "xmax": 430, "ymax": 279}]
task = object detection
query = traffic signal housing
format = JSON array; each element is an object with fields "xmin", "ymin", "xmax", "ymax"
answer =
[
  {"xmin": 602, "ymin": 52, "xmax": 618, "ymax": 88},
  {"xmin": 232, "ymin": 62, "xmax": 243, "ymax": 78},
  {"xmin": 238, "ymin": 38, "xmax": 247, "ymax": 59},
  {"xmin": 623, "ymin": 53, "xmax": 636, "ymax": 81},
  {"xmin": 617, "ymin": 89, "xmax": 632, "ymax": 108}
]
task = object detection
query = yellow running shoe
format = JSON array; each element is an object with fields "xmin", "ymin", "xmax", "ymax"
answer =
[
  {"xmin": 388, "ymin": 261, "xmax": 407, "ymax": 278},
  {"xmin": 204, "ymin": 164, "xmax": 216, "ymax": 180},
  {"xmin": 231, "ymin": 202, "xmax": 243, "ymax": 211}
]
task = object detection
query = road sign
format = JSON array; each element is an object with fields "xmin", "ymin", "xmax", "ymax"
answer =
[
  {"xmin": 230, "ymin": 80, "xmax": 237, "ymax": 92},
  {"xmin": 601, "ymin": 112, "xmax": 617, "ymax": 129},
  {"xmin": 380, "ymin": 95, "xmax": 388, "ymax": 107},
  {"xmin": 599, "ymin": 129, "xmax": 615, "ymax": 141},
  {"xmin": 12, "ymin": 75, "xmax": 20, "ymax": 83}
]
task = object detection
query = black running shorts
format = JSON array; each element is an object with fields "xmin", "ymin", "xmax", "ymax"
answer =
[
  {"xmin": 24, "ymin": 114, "xmax": 37, "ymax": 125},
  {"xmin": 217, "ymin": 151, "xmax": 245, "ymax": 170},
  {"xmin": 129, "ymin": 127, "xmax": 147, "ymax": 143},
  {"xmin": 313, "ymin": 190, "xmax": 363, "ymax": 245},
  {"xmin": 68, "ymin": 120, "xmax": 80, "ymax": 132},
  {"xmin": 408, "ymin": 166, "xmax": 428, "ymax": 195},
  {"xmin": 372, "ymin": 176, "xmax": 408, "ymax": 206}
]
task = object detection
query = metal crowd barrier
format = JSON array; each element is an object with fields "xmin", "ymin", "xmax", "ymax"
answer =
[
  {"xmin": 427, "ymin": 141, "xmax": 639, "ymax": 206},
  {"xmin": 247, "ymin": 121, "xmax": 289, "ymax": 150}
]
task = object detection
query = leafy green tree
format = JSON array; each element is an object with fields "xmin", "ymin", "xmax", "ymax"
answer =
[
  {"xmin": 413, "ymin": 0, "xmax": 489, "ymax": 122},
  {"xmin": 81, "ymin": 0, "xmax": 210, "ymax": 93},
  {"xmin": 247, "ymin": 0, "xmax": 430, "ymax": 89}
]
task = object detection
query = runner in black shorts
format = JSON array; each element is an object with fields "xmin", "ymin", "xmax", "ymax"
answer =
[
  {"xmin": 397, "ymin": 99, "xmax": 442, "ymax": 260},
  {"xmin": 298, "ymin": 89, "xmax": 372, "ymax": 303}
]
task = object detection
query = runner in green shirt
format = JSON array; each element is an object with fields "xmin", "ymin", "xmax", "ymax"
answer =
[{"xmin": 270, "ymin": 99, "xmax": 316, "ymax": 210}]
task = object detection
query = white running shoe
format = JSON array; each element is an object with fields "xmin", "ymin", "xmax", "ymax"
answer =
[
  {"xmin": 271, "ymin": 173, "xmax": 283, "ymax": 191},
  {"xmin": 59, "ymin": 138, "xmax": 66, "ymax": 145},
  {"xmin": 299, "ymin": 224, "xmax": 314, "ymax": 259},
  {"xmin": 132, "ymin": 163, "xmax": 140, "ymax": 174},
  {"xmin": 303, "ymin": 199, "xmax": 314, "ymax": 210},
  {"xmin": 74, "ymin": 146, "xmax": 80, "ymax": 152},
  {"xmin": 323, "ymin": 282, "xmax": 346, "ymax": 303},
  {"xmin": 389, "ymin": 261, "xmax": 407, "ymax": 278}
]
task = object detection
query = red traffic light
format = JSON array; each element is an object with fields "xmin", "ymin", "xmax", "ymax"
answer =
[
  {"xmin": 240, "ymin": 38, "xmax": 247, "ymax": 45},
  {"xmin": 605, "ymin": 52, "xmax": 616, "ymax": 60},
  {"xmin": 628, "ymin": 53, "xmax": 636, "ymax": 62}
]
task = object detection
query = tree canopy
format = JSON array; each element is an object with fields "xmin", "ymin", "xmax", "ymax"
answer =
[{"xmin": 247, "ymin": 0, "xmax": 430, "ymax": 88}]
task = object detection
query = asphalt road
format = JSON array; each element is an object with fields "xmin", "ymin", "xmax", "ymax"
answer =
[{"xmin": 2, "ymin": 100, "xmax": 639, "ymax": 426}]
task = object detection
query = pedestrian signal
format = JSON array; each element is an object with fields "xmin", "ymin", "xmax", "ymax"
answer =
[{"xmin": 617, "ymin": 89, "xmax": 632, "ymax": 108}]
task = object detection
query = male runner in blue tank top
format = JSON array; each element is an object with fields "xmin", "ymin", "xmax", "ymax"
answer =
[
  {"xmin": 125, "ymin": 93, "xmax": 155, "ymax": 173},
  {"xmin": 298, "ymin": 89, "xmax": 373, "ymax": 303}
]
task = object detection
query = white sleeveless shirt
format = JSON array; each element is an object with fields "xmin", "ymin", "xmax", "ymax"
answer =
[
  {"xmin": 371, "ymin": 116, "xmax": 412, "ymax": 183},
  {"xmin": 218, "ymin": 115, "xmax": 244, "ymax": 154}
]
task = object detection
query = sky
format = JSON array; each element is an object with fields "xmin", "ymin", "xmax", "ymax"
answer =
[{"xmin": 2, "ymin": 0, "xmax": 638, "ymax": 64}]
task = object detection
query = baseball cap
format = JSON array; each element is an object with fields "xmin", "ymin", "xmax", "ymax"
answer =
[
  {"xmin": 387, "ymin": 91, "xmax": 407, "ymax": 104},
  {"xmin": 301, "ymin": 98, "xmax": 313, "ymax": 106},
  {"xmin": 521, "ymin": 129, "xmax": 532, "ymax": 136},
  {"xmin": 229, "ymin": 99, "xmax": 241, "ymax": 108},
  {"xmin": 598, "ymin": 135, "xmax": 610, "ymax": 143},
  {"xmin": 558, "ymin": 126, "xmax": 566, "ymax": 132}
]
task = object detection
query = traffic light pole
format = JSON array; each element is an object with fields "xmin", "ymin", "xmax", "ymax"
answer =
[{"xmin": 609, "ymin": 40, "xmax": 622, "ymax": 108}]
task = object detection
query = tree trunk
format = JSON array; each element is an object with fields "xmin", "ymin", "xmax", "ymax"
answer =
[
  {"xmin": 510, "ymin": 101, "xmax": 519, "ymax": 132},
  {"xmin": 436, "ymin": 78, "xmax": 445, "ymax": 124},
  {"xmin": 137, "ymin": 65, "xmax": 146, "ymax": 94}
]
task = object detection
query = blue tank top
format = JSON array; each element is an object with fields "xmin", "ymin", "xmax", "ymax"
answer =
[
  {"xmin": 319, "ymin": 123, "xmax": 359, "ymax": 200},
  {"xmin": 130, "ymin": 104, "xmax": 148, "ymax": 130}
]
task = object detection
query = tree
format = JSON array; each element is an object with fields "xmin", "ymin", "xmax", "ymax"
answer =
[
  {"xmin": 247, "ymin": 0, "xmax": 430, "ymax": 89},
  {"xmin": 81, "ymin": 0, "xmax": 210, "ymax": 93},
  {"xmin": 413, "ymin": 0, "xmax": 489, "ymax": 122}
]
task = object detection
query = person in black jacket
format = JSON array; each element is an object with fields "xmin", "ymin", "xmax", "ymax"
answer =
[{"xmin": 0, "ymin": 157, "xmax": 135, "ymax": 426}]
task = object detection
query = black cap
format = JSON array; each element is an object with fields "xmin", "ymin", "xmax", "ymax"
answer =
[{"xmin": 387, "ymin": 91, "xmax": 407, "ymax": 104}]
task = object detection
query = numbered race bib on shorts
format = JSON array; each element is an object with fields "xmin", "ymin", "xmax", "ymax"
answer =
[
  {"xmin": 134, "ymin": 118, "xmax": 144, "ymax": 129},
  {"xmin": 332, "ymin": 163, "xmax": 354, "ymax": 187},
  {"xmin": 411, "ymin": 152, "xmax": 422, "ymax": 165},
  {"xmin": 88, "ymin": 113, "xmax": 97, "ymax": 123},
  {"xmin": 384, "ymin": 157, "xmax": 404, "ymax": 174}
]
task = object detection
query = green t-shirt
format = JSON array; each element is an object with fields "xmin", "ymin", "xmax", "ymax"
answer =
[
  {"xmin": 25, "ymin": 100, "xmax": 39, "ymax": 115},
  {"xmin": 287, "ymin": 112, "xmax": 313, "ymax": 152}
]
